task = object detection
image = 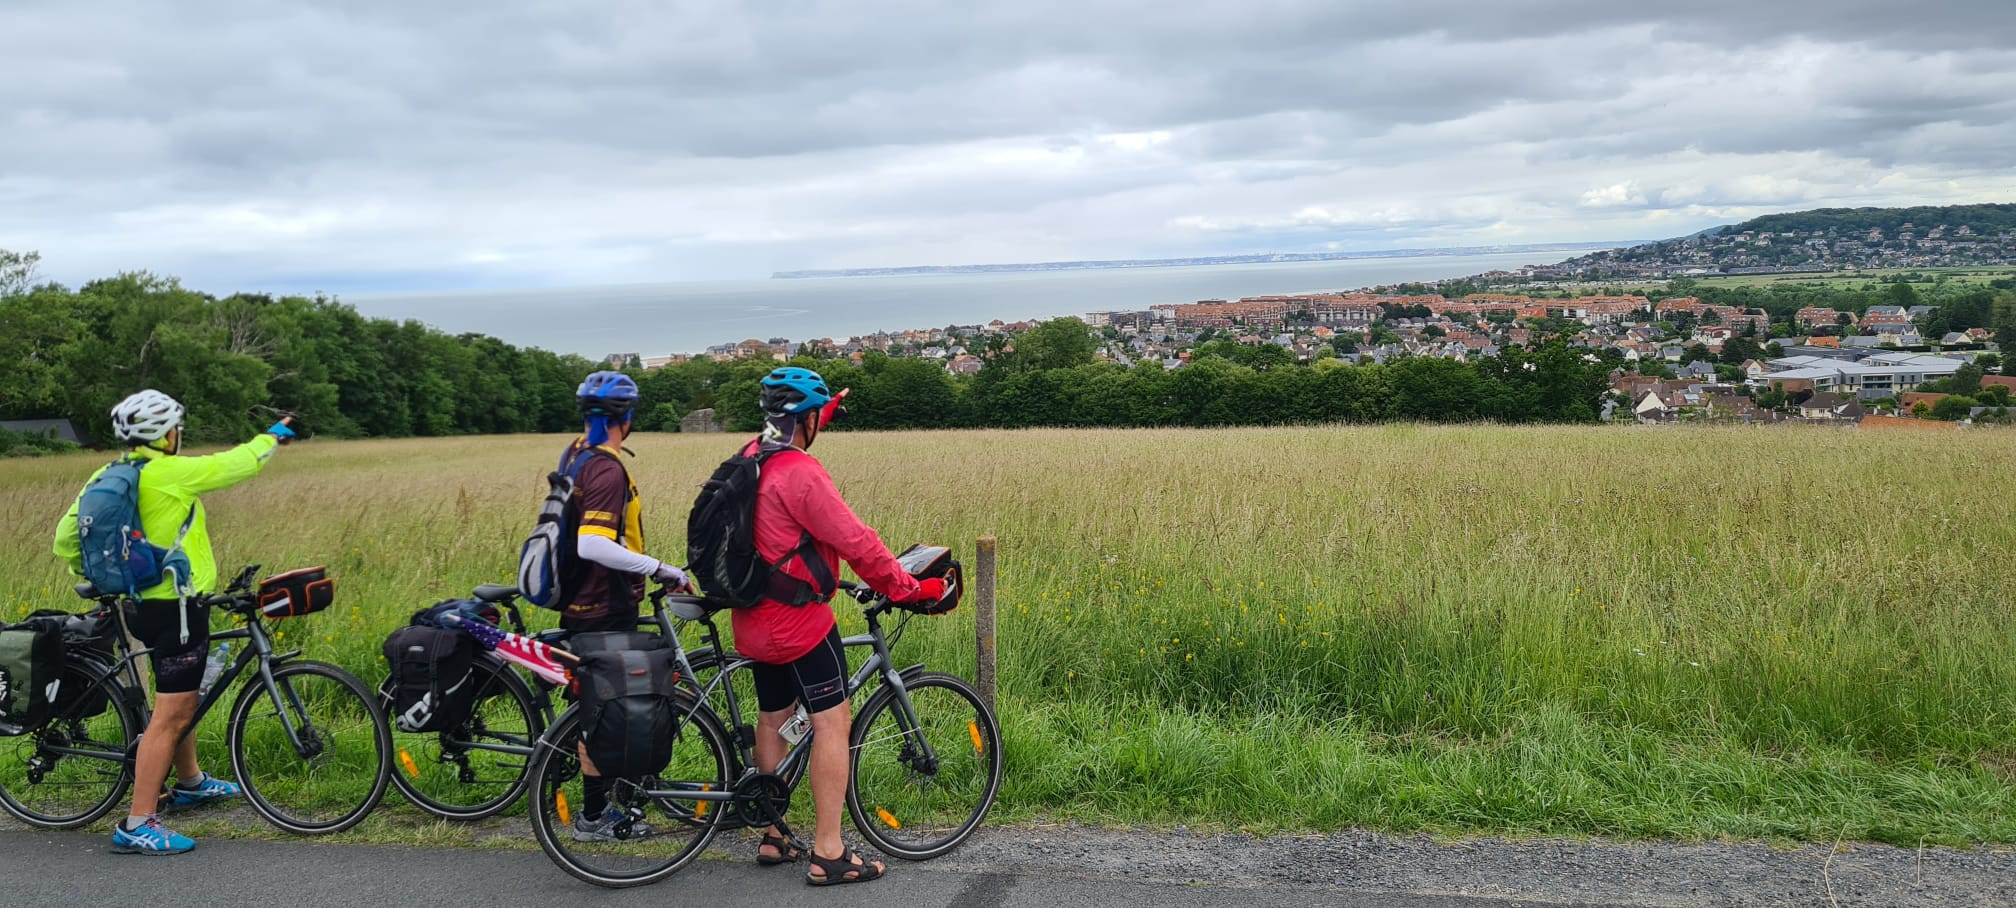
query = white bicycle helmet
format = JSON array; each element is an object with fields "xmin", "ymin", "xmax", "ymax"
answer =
[{"xmin": 110, "ymin": 390, "xmax": 186, "ymax": 443}]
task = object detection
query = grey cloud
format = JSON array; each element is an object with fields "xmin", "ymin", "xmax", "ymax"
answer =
[{"xmin": 3, "ymin": 0, "xmax": 2016, "ymax": 288}]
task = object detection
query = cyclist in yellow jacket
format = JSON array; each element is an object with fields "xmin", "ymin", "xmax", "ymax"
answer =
[{"xmin": 52, "ymin": 390, "xmax": 293, "ymax": 855}]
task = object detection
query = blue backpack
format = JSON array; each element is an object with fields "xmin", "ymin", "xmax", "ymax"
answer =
[{"xmin": 74, "ymin": 458, "xmax": 194, "ymax": 597}]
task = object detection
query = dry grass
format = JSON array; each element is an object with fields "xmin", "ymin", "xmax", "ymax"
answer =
[{"xmin": 5, "ymin": 424, "xmax": 2014, "ymax": 843}]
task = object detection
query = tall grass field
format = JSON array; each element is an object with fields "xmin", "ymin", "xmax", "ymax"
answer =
[{"xmin": 4, "ymin": 425, "xmax": 2013, "ymax": 845}]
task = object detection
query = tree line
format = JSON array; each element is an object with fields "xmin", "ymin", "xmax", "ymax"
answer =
[{"xmin": 2, "ymin": 252, "xmax": 1629, "ymax": 450}]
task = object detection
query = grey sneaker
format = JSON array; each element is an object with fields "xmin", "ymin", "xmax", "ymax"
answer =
[{"xmin": 572, "ymin": 807, "xmax": 654, "ymax": 842}]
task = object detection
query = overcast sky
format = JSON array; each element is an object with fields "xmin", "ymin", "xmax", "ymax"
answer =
[{"xmin": 4, "ymin": 0, "xmax": 2015, "ymax": 293}]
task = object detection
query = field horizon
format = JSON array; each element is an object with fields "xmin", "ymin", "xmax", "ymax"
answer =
[{"xmin": 4, "ymin": 424, "xmax": 2013, "ymax": 846}]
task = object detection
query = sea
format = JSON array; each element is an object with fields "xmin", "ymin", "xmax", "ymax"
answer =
[{"xmin": 345, "ymin": 252, "xmax": 1567, "ymax": 358}]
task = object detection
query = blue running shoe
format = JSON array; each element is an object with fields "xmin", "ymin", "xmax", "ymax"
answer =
[
  {"xmin": 165, "ymin": 773, "xmax": 242, "ymax": 810},
  {"xmin": 111, "ymin": 815, "xmax": 195, "ymax": 855}
]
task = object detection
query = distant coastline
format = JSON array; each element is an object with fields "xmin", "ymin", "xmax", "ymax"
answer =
[{"xmin": 771, "ymin": 242, "xmax": 1633, "ymax": 280}]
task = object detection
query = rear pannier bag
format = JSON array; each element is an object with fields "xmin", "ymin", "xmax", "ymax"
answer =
[
  {"xmin": 259, "ymin": 567, "xmax": 335, "ymax": 619},
  {"xmin": 23, "ymin": 609, "xmax": 116, "ymax": 720},
  {"xmin": 576, "ymin": 649, "xmax": 680, "ymax": 780},
  {"xmin": 383, "ymin": 625, "xmax": 478, "ymax": 734},
  {"xmin": 0, "ymin": 623, "xmax": 64, "ymax": 735}
]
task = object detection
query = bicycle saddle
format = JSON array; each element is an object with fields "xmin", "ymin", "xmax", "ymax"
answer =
[
  {"xmin": 665, "ymin": 595, "xmax": 720, "ymax": 622},
  {"xmin": 74, "ymin": 581, "xmax": 104, "ymax": 600},
  {"xmin": 471, "ymin": 584, "xmax": 521, "ymax": 603}
]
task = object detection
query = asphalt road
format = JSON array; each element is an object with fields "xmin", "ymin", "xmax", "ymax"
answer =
[
  {"xmin": 3, "ymin": 823, "xmax": 2012, "ymax": 908},
  {"xmin": 3, "ymin": 829, "xmax": 1570, "ymax": 908}
]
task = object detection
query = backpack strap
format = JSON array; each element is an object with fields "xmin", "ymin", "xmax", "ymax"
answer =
[
  {"xmin": 564, "ymin": 445, "xmax": 632, "ymax": 545},
  {"xmin": 750, "ymin": 446, "xmax": 838, "ymax": 606}
]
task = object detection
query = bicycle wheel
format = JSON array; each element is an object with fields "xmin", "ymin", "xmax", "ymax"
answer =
[
  {"xmin": 846, "ymin": 672, "xmax": 1003, "ymax": 859},
  {"xmin": 384, "ymin": 656, "xmax": 544, "ymax": 820},
  {"xmin": 0, "ymin": 660, "xmax": 140, "ymax": 829},
  {"xmin": 227, "ymin": 659, "xmax": 391, "ymax": 834},
  {"xmin": 527, "ymin": 697, "xmax": 733, "ymax": 888}
]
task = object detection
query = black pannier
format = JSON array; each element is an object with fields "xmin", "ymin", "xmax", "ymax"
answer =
[
  {"xmin": 576, "ymin": 648, "xmax": 680, "ymax": 779},
  {"xmin": 383, "ymin": 625, "xmax": 478, "ymax": 734}
]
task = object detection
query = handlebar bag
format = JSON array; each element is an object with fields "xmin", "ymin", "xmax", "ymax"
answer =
[
  {"xmin": 894, "ymin": 545, "xmax": 964, "ymax": 615},
  {"xmin": 259, "ymin": 567, "xmax": 334, "ymax": 619}
]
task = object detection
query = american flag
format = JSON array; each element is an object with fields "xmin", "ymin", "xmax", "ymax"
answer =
[{"xmin": 452, "ymin": 615, "xmax": 571, "ymax": 686}]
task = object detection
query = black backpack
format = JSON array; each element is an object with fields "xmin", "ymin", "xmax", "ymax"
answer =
[
  {"xmin": 576, "ymin": 648, "xmax": 680, "ymax": 780},
  {"xmin": 0, "ymin": 622, "xmax": 64, "ymax": 736},
  {"xmin": 686, "ymin": 441, "xmax": 833, "ymax": 608},
  {"xmin": 383, "ymin": 625, "xmax": 478, "ymax": 734}
]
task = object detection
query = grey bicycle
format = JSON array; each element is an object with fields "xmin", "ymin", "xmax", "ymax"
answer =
[{"xmin": 526, "ymin": 580, "xmax": 1004, "ymax": 888}]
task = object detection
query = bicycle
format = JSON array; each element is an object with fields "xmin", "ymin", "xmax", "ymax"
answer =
[
  {"xmin": 0, "ymin": 565, "xmax": 393, "ymax": 835},
  {"xmin": 525, "ymin": 579, "xmax": 1005, "ymax": 888},
  {"xmin": 378, "ymin": 583, "xmax": 567, "ymax": 820}
]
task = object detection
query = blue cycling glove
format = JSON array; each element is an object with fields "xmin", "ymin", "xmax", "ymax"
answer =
[{"xmin": 268, "ymin": 422, "xmax": 296, "ymax": 442}]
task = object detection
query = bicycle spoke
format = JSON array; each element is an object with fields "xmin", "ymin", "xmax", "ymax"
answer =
[
  {"xmin": 848, "ymin": 674, "xmax": 1002, "ymax": 859},
  {"xmin": 0, "ymin": 666, "xmax": 137, "ymax": 829},
  {"xmin": 230, "ymin": 662, "xmax": 389, "ymax": 834},
  {"xmin": 529, "ymin": 705, "xmax": 732, "ymax": 888}
]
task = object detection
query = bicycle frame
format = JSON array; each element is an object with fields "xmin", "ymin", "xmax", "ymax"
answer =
[
  {"xmin": 610, "ymin": 593, "xmax": 941, "ymax": 815},
  {"xmin": 70, "ymin": 595, "xmax": 323, "ymax": 762}
]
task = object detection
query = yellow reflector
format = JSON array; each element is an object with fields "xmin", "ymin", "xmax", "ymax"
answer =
[
  {"xmin": 876, "ymin": 808, "xmax": 902, "ymax": 830},
  {"xmin": 696, "ymin": 784, "xmax": 711, "ymax": 819},
  {"xmin": 556, "ymin": 790, "xmax": 572, "ymax": 826},
  {"xmin": 968, "ymin": 721, "xmax": 984, "ymax": 754},
  {"xmin": 398, "ymin": 749, "xmax": 420, "ymax": 779}
]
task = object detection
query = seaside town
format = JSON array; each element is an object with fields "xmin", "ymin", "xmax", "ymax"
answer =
[
  {"xmin": 605, "ymin": 286, "xmax": 2008, "ymax": 428},
  {"xmin": 601, "ymin": 211, "xmax": 2015, "ymax": 428}
]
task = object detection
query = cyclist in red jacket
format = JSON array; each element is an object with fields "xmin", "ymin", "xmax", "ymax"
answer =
[{"xmin": 738, "ymin": 367, "xmax": 946, "ymax": 886}]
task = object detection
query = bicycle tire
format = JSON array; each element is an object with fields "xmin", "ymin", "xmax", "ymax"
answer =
[
  {"xmin": 227, "ymin": 659, "xmax": 391, "ymax": 835},
  {"xmin": 846, "ymin": 672, "xmax": 1003, "ymax": 860},
  {"xmin": 382, "ymin": 655, "xmax": 544, "ymax": 820},
  {"xmin": 0, "ymin": 658, "xmax": 141, "ymax": 829},
  {"xmin": 527, "ymin": 696, "xmax": 733, "ymax": 888}
]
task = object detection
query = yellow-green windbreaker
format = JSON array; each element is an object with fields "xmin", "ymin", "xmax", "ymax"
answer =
[{"xmin": 53, "ymin": 435, "xmax": 279, "ymax": 598}]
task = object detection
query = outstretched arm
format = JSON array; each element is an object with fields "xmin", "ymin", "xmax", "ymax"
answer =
[{"xmin": 149, "ymin": 433, "xmax": 280, "ymax": 496}]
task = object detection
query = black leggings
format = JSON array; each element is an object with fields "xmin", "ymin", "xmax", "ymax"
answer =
[
  {"xmin": 128, "ymin": 600, "xmax": 211, "ymax": 694},
  {"xmin": 750, "ymin": 626, "xmax": 848, "ymax": 715}
]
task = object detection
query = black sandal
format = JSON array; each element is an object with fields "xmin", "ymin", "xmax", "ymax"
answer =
[
  {"xmin": 806, "ymin": 847, "xmax": 884, "ymax": 886},
  {"xmin": 757, "ymin": 833, "xmax": 806, "ymax": 866}
]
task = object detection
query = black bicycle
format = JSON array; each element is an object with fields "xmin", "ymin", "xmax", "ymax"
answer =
[
  {"xmin": 0, "ymin": 566, "xmax": 392, "ymax": 835},
  {"xmin": 378, "ymin": 583, "xmax": 564, "ymax": 820},
  {"xmin": 526, "ymin": 580, "xmax": 1004, "ymax": 888}
]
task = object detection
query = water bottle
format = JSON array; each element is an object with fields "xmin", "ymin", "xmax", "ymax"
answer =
[
  {"xmin": 778, "ymin": 703, "xmax": 811, "ymax": 745},
  {"xmin": 200, "ymin": 643, "xmax": 230, "ymax": 695}
]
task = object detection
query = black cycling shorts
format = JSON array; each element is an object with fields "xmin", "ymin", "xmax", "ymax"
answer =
[
  {"xmin": 129, "ymin": 599, "xmax": 211, "ymax": 695},
  {"xmin": 751, "ymin": 626, "xmax": 848, "ymax": 715}
]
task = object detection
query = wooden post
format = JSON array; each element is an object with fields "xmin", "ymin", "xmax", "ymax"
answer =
[{"xmin": 974, "ymin": 535, "xmax": 997, "ymax": 714}]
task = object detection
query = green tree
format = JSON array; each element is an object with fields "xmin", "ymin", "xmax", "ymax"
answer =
[
  {"xmin": 1929, "ymin": 395, "xmax": 1978, "ymax": 421},
  {"xmin": 1016, "ymin": 318, "xmax": 1098, "ymax": 371},
  {"xmin": 1951, "ymin": 362, "xmax": 1984, "ymax": 396},
  {"xmin": 0, "ymin": 248, "xmax": 42, "ymax": 297}
]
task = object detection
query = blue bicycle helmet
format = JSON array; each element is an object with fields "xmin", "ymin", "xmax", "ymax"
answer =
[
  {"xmin": 577, "ymin": 371, "xmax": 640, "ymax": 418},
  {"xmin": 577, "ymin": 371, "xmax": 640, "ymax": 446},
  {"xmin": 759, "ymin": 367, "xmax": 832, "ymax": 418}
]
